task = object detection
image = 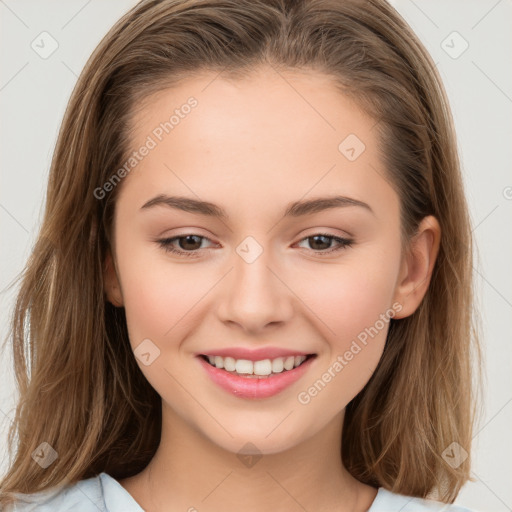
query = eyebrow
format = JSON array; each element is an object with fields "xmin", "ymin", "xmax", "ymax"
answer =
[{"xmin": 140, "ymin": 194, "xmax": 375, "ymax": 219}]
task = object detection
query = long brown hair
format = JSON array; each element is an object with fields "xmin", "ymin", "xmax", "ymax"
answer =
[{"xmin": 0, "ymin": 0, "xmax": 483, "ymax": 506}]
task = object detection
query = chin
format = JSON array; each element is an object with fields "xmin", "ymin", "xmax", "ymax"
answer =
[{"xmin": 200, "ymin": 417, "xmax": 314, "ymax": 458}]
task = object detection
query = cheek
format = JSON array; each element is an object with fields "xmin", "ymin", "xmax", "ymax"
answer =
[
  {"xmin": 294, "ymin": 251, "xmax": 400, "ymax": 409},
  {"xmin": 115, "ymin": 251, "xmax": 211, "ymax": 406},
  {"xmin": 119, "ymin": 257, "xmax": 206, "ymax": 346},
  {"xmin": 299, "ymin": 252, "xmax": 400, "ymax": 347},
  {"xmin": 113, "ymin": 228, "xmax": 189, "ymax": 342}
]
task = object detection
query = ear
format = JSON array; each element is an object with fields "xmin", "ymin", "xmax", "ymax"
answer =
[
  {"xmin": 392, "ymin": 215, "xmax": 441, "ymax": 319},
  {"xmin": 103, "ymin": 248, "xmax": 124, "ymax": 307}
]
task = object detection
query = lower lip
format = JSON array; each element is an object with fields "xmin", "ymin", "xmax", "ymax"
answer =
[{"xmin": 197, "ymin": 355, "xmax": 316, "ymax": 399}]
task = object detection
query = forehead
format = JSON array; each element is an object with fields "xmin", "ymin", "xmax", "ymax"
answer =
[
  {"xmin": 120, "ymin": 67, "xmax": 397, "ymax": 224},
  {"xmin": 130, "ymin": 67, "xmax": 374, "ymax": 153}
]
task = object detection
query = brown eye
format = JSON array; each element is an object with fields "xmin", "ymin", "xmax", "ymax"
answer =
[
  {"xmin": 296, "ymin": 233, "xmax": 353, "ymax": 255},
  {"xmin": 176, "ymin": 235, "xmax": 203, "ymax": 251},
  {"xmin": 307, "ymin": 235, "xmax": 332, "ymax": 251},
  {"xmin": 157, "ymin": 234, "xmax": 214, "ymax": 257}
]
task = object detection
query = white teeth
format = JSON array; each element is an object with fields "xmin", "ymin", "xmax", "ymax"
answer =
[
  {"xmin": 253, "ymin": 359, "xmax": 272, "ymax": 376},
  {"xmin": 223, "ymin": 356, "xmax": 236, "ymax": 372},
  {"xmin": 272, "ymin": 358, "xmax": 284, "ymax": 373},
  {"xmin": 204, "ymin": 354, "xmax": 308, "ymax": 375},
  {"xmin": 283, "ymin": 356, "xmax": 295, "ymax": 371},
  {"xmin": 235, "ymin": 359, "xmax": 253, "ymax": 374}
]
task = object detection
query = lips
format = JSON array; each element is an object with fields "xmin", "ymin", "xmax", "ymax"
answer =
[{"xmin": 196, "ymin": 349, "xmax": 317, "ymax": 399}]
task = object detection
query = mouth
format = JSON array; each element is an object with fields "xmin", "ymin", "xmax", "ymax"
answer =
[
  {"xmin": 197, "ymin": 353, "xmax": 317, "ymax": 399},
  {"xmin": 199, "ymin": 353, "xmax": 316, "ymax": 378}
]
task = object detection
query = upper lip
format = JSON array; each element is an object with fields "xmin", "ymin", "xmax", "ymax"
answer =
[{"xmin": 198, "ymin": 347, "xmax": 315, "ymax": 361}]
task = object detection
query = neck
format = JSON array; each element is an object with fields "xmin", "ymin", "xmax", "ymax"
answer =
[{"xmin": 119, "ymin": 403, "xmax": 378, "ymax": 512}]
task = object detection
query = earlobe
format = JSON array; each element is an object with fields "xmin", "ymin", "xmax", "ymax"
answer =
[
  {"xmin": 103, "ymin": 249, "xmax": 124, "ymax": 307},
  {"xmin": 392, "ymin": 215, "xmax": 441, "ymax": 319}
]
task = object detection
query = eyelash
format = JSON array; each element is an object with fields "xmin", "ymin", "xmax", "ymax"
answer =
[{"xmin": 156, "ymin": 233, "xmax": 354, "ymax": 258}]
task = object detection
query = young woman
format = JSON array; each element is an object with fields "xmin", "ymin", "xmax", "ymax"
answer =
[{"xmin": 0, "ymin": 0, "xmax": 482, "ymax": 510}]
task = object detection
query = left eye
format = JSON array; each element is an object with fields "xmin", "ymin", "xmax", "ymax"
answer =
[
  {"xmin": 295, "ymin": 233, "xmax": 353, "ymax": 254},
  {"xmin": 156, "ymin": 233, "xmax": 354, "ymax": 258}
]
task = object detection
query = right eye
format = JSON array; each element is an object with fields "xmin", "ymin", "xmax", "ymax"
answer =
[{"xmin": 157, "ymin": 234, "xmax": 216, "ymax": 258}]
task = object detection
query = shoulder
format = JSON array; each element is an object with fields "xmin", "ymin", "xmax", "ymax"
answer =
[
  {"xmin": 370, "ymin": 487, "xmax": 478, "ymax": 512},
  {"xmin": 7, "ymin": 472, "xmax": 144, "ymax": 512},
  {"xmin": 7, "ymin": 474, "xmax": 106, "ymax": 512}
]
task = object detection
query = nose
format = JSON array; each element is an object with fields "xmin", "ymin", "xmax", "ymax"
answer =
[{"xmin": 217, "ymin": 244, "xmax": 294, "ymax": 334}]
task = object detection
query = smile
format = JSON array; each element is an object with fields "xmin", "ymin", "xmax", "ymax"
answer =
[{"xmin": 197, "ymin": 353, "xmax": 317, "ymax": 399}]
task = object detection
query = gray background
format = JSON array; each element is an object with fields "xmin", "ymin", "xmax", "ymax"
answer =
[{"xmin": 1, "ymin": 0, "xmax": 511, "ymax": 509}]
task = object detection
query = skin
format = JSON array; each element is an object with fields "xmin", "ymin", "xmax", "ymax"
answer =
[{"xmin": 104, "ymin": 66, "xmax": 441, "ymax": 512}]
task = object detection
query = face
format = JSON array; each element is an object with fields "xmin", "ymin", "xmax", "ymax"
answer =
[{"xmin": 104, "ymin": 67, "xmax": 427, "ymax": 455}]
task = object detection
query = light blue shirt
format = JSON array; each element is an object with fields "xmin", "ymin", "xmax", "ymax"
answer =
[{"xmin": 9, "ymin": 472, "xmax": 476, "ymax": 511}]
